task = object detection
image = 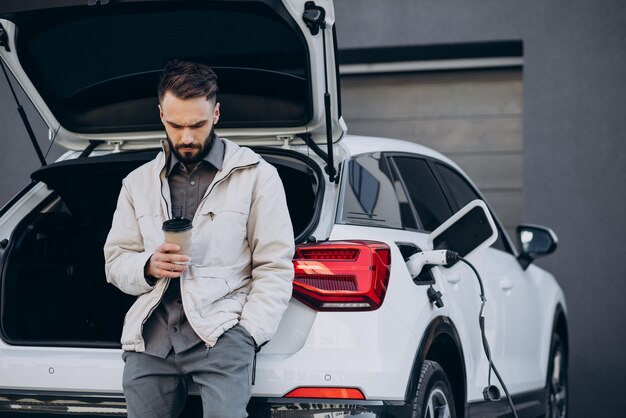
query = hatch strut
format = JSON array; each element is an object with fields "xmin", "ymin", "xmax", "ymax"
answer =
[
  {"xmin": 0, "ymin": 56, "xmax": 47, "ymax": 167},
  {"xmin": 303, "ymin": 2, "xmax": 336, "ymax": 182}
]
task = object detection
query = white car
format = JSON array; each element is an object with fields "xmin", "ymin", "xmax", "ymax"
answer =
[{"xmin": 0, "ymin": 1, "xmax": 567, "ymax": 417}]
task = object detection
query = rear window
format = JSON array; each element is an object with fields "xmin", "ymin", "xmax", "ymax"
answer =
[
  {"xmin": 338, "ymin": 153, "xmax": 407, "ymax": 229},
  {"xmin": 11, "ymin": 2, "xmax": 310, "ymax": 133}
]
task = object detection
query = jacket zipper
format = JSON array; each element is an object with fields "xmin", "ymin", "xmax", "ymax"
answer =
[
  {"xmin": 136, "ymin": 150, "xmax": 178, "ymax": 346},
  {"xmin": 180, "ymin": 161, "xmax": 260, "ymax": 352}
]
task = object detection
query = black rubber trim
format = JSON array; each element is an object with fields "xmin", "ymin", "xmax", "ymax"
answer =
[
  {"xmin": 466, "ymin": 387, "xmax": 546, "ymax": 418},
  {"xmin": 548, "ymin": 304, "xmax": 568, "ymax": 386},
  {"xmin": 404, "ymin": 316, "xmax": 466, "ymax": 414}
]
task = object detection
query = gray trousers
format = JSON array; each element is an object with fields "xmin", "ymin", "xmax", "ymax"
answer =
[{"xmin": 122, "ymin": 323, "xmax": 255, "ymax": 418}]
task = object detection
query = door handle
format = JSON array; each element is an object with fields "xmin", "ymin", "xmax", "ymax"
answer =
[
  {"xmin": 446, "ymin": 273, "xmax": 461, "ymax": 284},
  {"xmin": 499, "ymin": 278, "xmax": 513, "ymax": 291}
]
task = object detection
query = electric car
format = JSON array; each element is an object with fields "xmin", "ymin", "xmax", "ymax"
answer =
[{"xmin": 0, "ymin": 1, "xmax": 567, "ymax": 417}]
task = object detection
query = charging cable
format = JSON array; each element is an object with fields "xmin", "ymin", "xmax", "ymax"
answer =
[
  {"xmin": 406, "ymin": 250, "xmax": 519, "ymax": 418},
  {"xmin": 458, "ymin": 257, "xmax": 518, "ymax": 418}
]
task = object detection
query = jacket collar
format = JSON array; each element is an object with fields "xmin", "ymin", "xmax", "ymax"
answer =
[
  {"xmin": 158, "ymin": 137, "xmax": 259, "ymax": 178},
  {"xmin": 165, "ymin": 135, "xmax": 225, "ymax": 177}
]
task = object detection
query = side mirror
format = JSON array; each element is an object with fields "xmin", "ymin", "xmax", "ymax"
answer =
[{"xmin": 516, "ymin": 224, "xmax": 558, "ymax": 270}]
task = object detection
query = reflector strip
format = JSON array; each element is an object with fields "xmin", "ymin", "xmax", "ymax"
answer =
[
  {"xmin": 284, "ymin": 387, "xmax": 366, "ymax": 400},
  {"xmin": 321, "ymin": 302, "xmax": 370, "ymax": 308}
]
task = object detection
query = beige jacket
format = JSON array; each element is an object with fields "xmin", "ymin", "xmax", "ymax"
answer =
[{"xmin": 104, "ymin": 138, "xmax": 295, "ymax": 351}]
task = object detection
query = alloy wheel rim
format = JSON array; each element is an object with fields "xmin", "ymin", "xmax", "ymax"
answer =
[
  {"xmin": 425, "ymin": 388, "xmax": 451, "ymax": 418},
  {"xmin": 549, "ymin": 349, "xmax": 567, "ymax": 418}
]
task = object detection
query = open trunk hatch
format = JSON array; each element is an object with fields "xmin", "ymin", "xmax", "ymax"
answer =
[{"xmin": 0, "ymin": 0, "xmax": 344, "ymax": 151}]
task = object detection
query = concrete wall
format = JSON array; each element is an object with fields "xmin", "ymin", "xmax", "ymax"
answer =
[{"xmin": 334, "ymin": 1, "xmax": 626, "ymax": 416}]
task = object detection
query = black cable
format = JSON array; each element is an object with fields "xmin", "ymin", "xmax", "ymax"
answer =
[
  {"xmin": 456, "ymin": 257, "xmax": 493, "ymax": 386},
  {"xmin": 458, "ymin": 257, "xmax": 519, "ymax": 418}
]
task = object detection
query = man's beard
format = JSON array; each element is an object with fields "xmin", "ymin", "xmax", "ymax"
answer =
[{"xmin": 167, "ymin": 124, "xmax": 215, "ymax": 165}]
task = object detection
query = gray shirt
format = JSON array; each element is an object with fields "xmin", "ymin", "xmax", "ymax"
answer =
[{"xmin": 142, "ymin": 137, "xmax": 225, "ymax": 358}]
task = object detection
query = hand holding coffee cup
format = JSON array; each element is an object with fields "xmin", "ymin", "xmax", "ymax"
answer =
[
  {"xmin": 144, "ymin": 218, "xmax": 193, "ymax": 280},
  {"xmin": 162, "ymin": 218, "xmax": 193, "ymax": 258},
  {"xmin": 145, "ymin": 243, "xmax": 190, "ymax": 279}
]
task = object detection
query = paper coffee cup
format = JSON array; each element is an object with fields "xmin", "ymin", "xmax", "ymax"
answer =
[{"xmin": 162, "ymin": 218, "xmax": 192, "ymax": 259}]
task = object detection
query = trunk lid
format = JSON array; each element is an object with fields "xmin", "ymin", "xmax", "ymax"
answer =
[{"xmin": 0, "ymin": 0, "xmax": 345, "ymax": 151}]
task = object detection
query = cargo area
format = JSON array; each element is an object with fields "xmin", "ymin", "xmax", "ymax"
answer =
[{"xmin": 0, "ymin": 148, "xmax": 322, "ymax": 347}]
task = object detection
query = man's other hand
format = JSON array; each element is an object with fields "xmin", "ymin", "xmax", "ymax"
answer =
[{"xmin": 144, "ymin": 243, "xmax": 191, "ymax": 280}]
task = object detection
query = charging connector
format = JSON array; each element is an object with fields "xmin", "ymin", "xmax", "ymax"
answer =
[{"xmin": 406, "ymin": 249, "xmax": 460, "ymax": 278}]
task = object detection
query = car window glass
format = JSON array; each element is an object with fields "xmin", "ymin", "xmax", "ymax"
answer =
[
  {"xmin": 340, "ymin": 154, "xmax": 411, "ymax": 229},
  {"xmin": 434, "ymin": 163, "xmax": 509, "ymax": 253},
  {"xmin": 392, "ymin": 157, "xmax": 452, "ymax": 232},
  {"xmin": 388, "ymin": 162, "xmax": 419, "ymax": 230}
]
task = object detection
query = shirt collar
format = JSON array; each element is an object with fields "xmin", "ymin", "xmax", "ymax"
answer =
[{"xmin": 166, "ymin": 135, "xmax": 224, "ymax": 177}]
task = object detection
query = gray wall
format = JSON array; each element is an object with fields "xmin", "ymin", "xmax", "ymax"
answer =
[
  {"xmin": 334, "ymin": 0, "xmax": 626, "ymax": 417},
  {"xmin": 340, "ymin": 69, "xmax": 523, "ymax": 241}
]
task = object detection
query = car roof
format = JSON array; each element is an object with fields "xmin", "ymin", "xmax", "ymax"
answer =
[{"xmin": 340, "ymin": 134, "xmax": 464, "ymax": 172}]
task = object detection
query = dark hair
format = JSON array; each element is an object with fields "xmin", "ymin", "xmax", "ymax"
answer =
[{"xmin": 157, "ymin": 60, "xmax": 218, "ymax": 103}]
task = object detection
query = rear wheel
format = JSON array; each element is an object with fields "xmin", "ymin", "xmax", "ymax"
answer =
[
  {"xmin": 547, "ymin": 334, "xmax": 568, "ymax": 418},
  {"xmin": 411, "ymin": 360, "xmax": 456, "ymax": 418}
]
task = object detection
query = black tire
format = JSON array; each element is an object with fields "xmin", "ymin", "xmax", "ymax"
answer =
[
  {"xmin": 410, "ymin": 360, "xmax": 457, "ymax": 418},
  {"xmin": 546, "ymin": 333, "xmax": 568, "ymax": 418}
]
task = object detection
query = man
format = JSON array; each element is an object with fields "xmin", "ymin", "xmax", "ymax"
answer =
[{"xmin": 104, "ymin": 60, "xmax": 295, "ymax": 418}]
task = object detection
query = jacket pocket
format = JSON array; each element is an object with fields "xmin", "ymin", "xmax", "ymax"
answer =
[
  {"xmin": 186, "ymin": 265, "xmax": 233, "ymax": 318},
  {"xmin": 197, "ymin": 205, "xmax": 249, "ymax": 265},
  {"xmin": 134, "ymin": 205, "xmax": 163, "ymax": 247}
]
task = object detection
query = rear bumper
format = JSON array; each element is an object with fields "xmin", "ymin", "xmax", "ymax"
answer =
[
  {"xmin": 249, "ymin": 397, "xmax": 409, "ymax": 418},
  {"xmin": 0, "ymin": 391, "xmax": 410, "ymax": 417}
]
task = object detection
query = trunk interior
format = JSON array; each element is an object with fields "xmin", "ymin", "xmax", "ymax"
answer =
[{"xmin": 0, "ymin": 147, "xmax": 321, "ymax": 347}]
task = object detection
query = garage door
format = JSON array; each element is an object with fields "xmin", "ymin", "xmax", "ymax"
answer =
[{"xmin": 340, "ymin": 69, "xmax": 522, "ymax": 243}]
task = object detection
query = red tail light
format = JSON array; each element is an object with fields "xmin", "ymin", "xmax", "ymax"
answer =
[
  {"xmin": 284, "ymin": 387, "xmax": 366, "ymax": 400},
  {"xmin": 292, "ymin": 240, "xmax": 391, "ymax": 311}
]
